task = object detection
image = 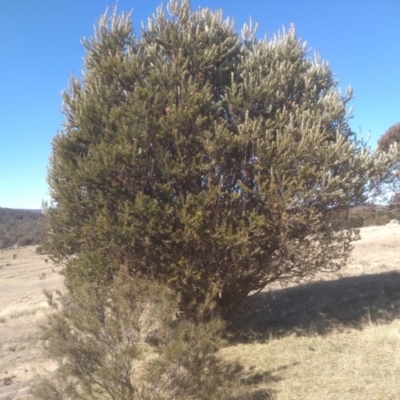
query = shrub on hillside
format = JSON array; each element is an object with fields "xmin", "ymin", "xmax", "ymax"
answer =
[
  {"xmin": 18, "ymin": 236, "xmax": 34, "ymax": 247},
  {"xmin": 44, "ymin": 0, "xmax": 397, "ymax": 317},
  {"xmin": 0, "ymin": 235, "xmax": 11, "ymax": 249},
  {"xmin": 347, "ymin": 213, "xmax": 364, "ymax": 228},
  {"xmin": 31, "ymin": 273, "xmax": 225, "ymax": 400},
  {"xmin": 375, "ymin": 209, "xmax": 395, "ymax": 226},
  {"xmin": 36, "ymin": 246, "xmax": 44, "ymax": 254},
  {"xmin": 348, "ymin": 205, "xmax": 400, "ymax": 227}
]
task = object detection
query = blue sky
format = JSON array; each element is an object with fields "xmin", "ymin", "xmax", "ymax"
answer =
[{"xmin": 1, "ymin": 0, "xmax": 399, "ymax": 209}]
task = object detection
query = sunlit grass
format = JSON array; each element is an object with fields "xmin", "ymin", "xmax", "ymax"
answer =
[{"xmin": 220, "ymin": 320, "xmax": 400, "ymax": 400}]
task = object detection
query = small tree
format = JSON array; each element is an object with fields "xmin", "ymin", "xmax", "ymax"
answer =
[
  {"xmin": 377, "ymin": 123, "xmax": 400, "ymax": 203},
  {"xmin": 45, "ymin": 0, "xmax": 396, "ymax": 317},
  {"xmin": 31, "ymin": 273, "xmax": 225, "ymax": 400},
  {"xmin": 378, "ymin": 122, "xmax": 400, "ymax": 153}
]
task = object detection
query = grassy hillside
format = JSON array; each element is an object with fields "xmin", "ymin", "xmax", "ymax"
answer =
[{"xmin": 0, "ymin": 208, "xmax": 45, "ymax": 249}]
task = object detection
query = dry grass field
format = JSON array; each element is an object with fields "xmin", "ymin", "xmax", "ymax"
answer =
[
  {"xmin": 0, "ymin": 247, "xmax": 62, "ymax": 399},
  {"xmin": 222, "ymin": 224, "xmax": 400, "ymax": 399},
  {"xmin": 1, "ymin": 224, "xmax": 400, "ymax": 399}
]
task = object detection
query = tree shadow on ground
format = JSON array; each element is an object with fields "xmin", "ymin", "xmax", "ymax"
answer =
[
  {"xmin": 228, "ymin": 271, "xmax": 400, "ymax": 343},
  {"xmin": 221, "ymin": 361, "xmax": 281, "ymax": 399}
]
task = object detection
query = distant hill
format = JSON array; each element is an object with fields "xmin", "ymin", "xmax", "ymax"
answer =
[
  {"xmin": 0, "ymin": 208, "xmax": 45, "ymax": 249},
  {"xmin": 349, "ymin": 204, "xmax": 400, "ymax": 228}
]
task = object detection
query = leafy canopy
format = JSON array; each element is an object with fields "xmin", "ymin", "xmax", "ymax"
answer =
[{"xmin": 45, "ymin": 0, "xmax": 396, "ymax": 317}]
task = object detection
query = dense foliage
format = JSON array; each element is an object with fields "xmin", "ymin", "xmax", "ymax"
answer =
[
  {"xmin": 45, "ymin": 0, "xmax": 396, "ymax": 317},
  {"xmin": 31, "ymin": 274, "xmax": 225, "ymax": 399}
]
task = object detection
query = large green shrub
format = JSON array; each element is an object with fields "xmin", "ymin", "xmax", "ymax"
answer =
[
  {"xmin": 31, "ymin": 273, "xmax": 225, "ymax": 400},
  {"xmin": 45, "ymin": 0, "xmax": 396, "ymax": 317}
]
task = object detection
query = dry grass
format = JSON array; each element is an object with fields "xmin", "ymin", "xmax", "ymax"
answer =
[
  {"xmin": 1, "ymin": 225, "xmax": 400, "ymax": 399},
  {"xmin": 220, "ymin": 224, "xmax": 400, "ymax": 399},
  {"xmin": 2, "ymin": 341, "xmax": 28, "ymax": 354},
  {"xmin": 0, "ymin": 246, "xmax": 62, "ymax": 399},
  {"xmin": 221, "ymin": 321, "xmax": 400, "ymax": 400}
]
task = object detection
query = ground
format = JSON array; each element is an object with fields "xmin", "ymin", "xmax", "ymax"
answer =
[
  {"xmin": 0, "ymin": 247, "xmax": 62, "ymax": 399},
  {"xmin": 222, "ymin": 224, "xmax": 400, "ymax": 399},
  {"xmin": 1, "ymin": 224, "xmax": 400, "ymax": 399}
]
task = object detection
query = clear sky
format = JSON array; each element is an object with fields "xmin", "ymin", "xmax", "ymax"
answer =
[{"xmin": 1, "ymin": 0, "xmax": 399, "ymax": 209}]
